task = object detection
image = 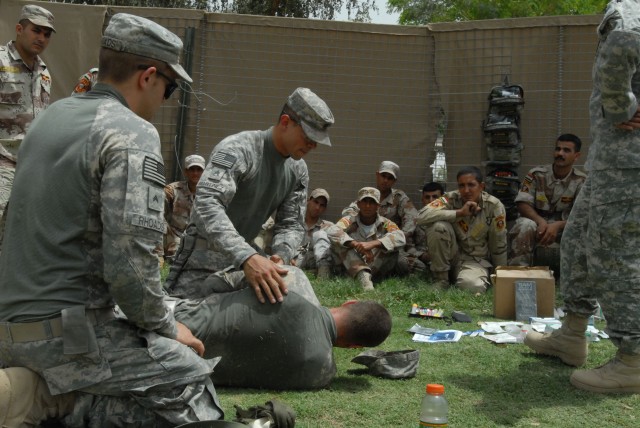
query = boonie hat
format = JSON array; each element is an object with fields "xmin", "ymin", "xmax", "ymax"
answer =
[
  {"xmin": 286, "ymin": 88, "xmax": 334, "ymax": 147},
  {"xmin": 101, "ymin": 13, "xmax": 192, "ymax": 83},
  {"xmin": 20, "ymin": 5, "xmax": 56, "ymax": 32},
  {"xmin": 357, "ymin": 187, "xmax": 380, "ymax": 204},
  {"xmin": 309, "ymin": 188, "xmax": 330, "ymax": 203},
  {"xmin": 185, "ymin": 154, "xmax": 206, "ymax": 169},
  {"xmin": 351, "ymin": 349, "xmax": 420, "ymax": 379},
  {"xmin": 378, "ymin": 161, "xmax": 400, "ymax": 179}
]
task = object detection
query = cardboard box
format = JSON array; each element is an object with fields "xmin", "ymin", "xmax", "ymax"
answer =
[{"xmin": 491, "ymin": 266, "xmax": 556, "ymax": 320}]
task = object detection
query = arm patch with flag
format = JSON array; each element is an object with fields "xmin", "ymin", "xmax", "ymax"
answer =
[
  {"xmin": 212, "ymin": 151, "xmax": 237, "ymax": 169},
  {"xmin": 143, "ymin": 156, "xmax": 165, "ymax": 187}
]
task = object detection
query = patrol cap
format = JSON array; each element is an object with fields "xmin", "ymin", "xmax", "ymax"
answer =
[
  {"xmin": 101, "ymin": 13, "xmax": 192, "ymax": 83},
  {"xmin": 286, "ymin": 88, "xmax": 334, "ymax": 147},
  {"xmin": 20, "ymin": 5, "xmax": 56, "ymax": 32},
  {"xmin": 185, "ymin": 154, "xmax": 206, "ymax": 169},
  {"xmin": 378, "ymin": 161, "xmax": 399, "ymax": 179},
  {"xmin": 351, "ymin": 349, "xmax": 420, "ymax": 379},
  {"xmin": 309, "ymin": 188, "xmax": 330, "ymax": 203},
  {"xmin": 357, "ymin": 187, "xmax": 380, "ymax": 204}
]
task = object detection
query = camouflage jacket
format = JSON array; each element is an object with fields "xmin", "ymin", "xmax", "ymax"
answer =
[
  {"xmin": 327, "ymin": 213, "xmax": 406, "ymax": 252},
  {"xmin": 341, "ymin": 188, "xmax": 418, "ymax": 244},
  {"xmin": 299, "ymin": 218, "xmax": 334, "ymax": 251},
  {"xmin": 164, "ymin": 180, "xmax": 195, "ymax": 235},
  {"xmin": 0, "ymin": 40, "xmax": 51, "ymax": 159},
  {"xmin": 587, "ymin": 0, "xmax": 640, "ymax": 202},
  {"xmin": 417, "ymin": 191, "xmax": 507, "ymax": 266},
  {"xmin": 515, "ymin": 164, "xmax": 587, "ymax": 221}
]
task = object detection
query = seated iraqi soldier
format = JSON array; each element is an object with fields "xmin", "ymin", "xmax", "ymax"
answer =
[
  {"xmin": 173, "ymin": 266, "xmax": 392, "ymax": 390},
  {"xmin": 417, "ymin": 166, "xmax": 507, "ymax": 293},
  {"xmin": 508, "ymin": 133, "xmax": 586, "ymax": 268},
  {"xmin": 327, "ymin": 187, "xmax": 405, "ymax": 290},
  {"xmin": 341, "ymin": 161, "xmax": 422, "ymax": 275},
  {"xmin": 412, "ymin": 182, "xmax": 445, "ymax": 273}
]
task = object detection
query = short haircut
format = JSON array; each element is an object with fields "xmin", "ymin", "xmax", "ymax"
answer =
[
  {"xmin": 456, "ymin": 166, "xmax": 483, "ymax": 183},
  {"xmin": 98, "ymin": 49, "xmax": 165, "ymax": 84},
  {"xmin": 343, "ymin": 301, "xmax": 392, "ymax": 347},
  {"xmin": 557, "ymin": 133, "xmax": 582, "ymax": 152},
  {"xmin": 18, "ymin": 19, "xmax": 31, "ymax": 28},
  {"xmin": 422, "ymin": 182, "xmax": 444, "ymax": 194}
]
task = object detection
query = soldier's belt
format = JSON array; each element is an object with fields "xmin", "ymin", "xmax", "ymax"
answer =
[{"xmin": 0, "ymin": 307, "xmax": 116, "ymax": 343}]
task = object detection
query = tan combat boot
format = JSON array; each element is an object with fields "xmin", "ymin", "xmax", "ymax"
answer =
[
  {"xmin": 523, "ymin": 312, "xmax": 589, "ymax": 366},
  {"xmin": 317, "ymin": 263, "xmax": 332, "ymax": 280},
  {"xmin": 356, "ymin": 270, "xmax": 374, "ymax": 291},
  {"xmin": 430, "ymin": 270, "xmax": 450, "ymax": 290},
  {"xmin": 570, "ymin": 351, "xmax": 640, "ymax": 394},
  {"xmin": 0, "ymin": 367, "xmax": 75, "ymax": 427}
]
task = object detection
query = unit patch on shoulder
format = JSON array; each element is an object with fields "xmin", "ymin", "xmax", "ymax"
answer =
[
  {"xmin": 211, "ymin": 151, "xmax": 237, "ymax": 169},
  {"xmin": 495, "ymin": 215, "xmax": 506, "ymax": 231},
  {"xmin": 148, "ymin": 186, "xmax": 164, "ymax": 212},
  {"xmin": 143, "ymin": 156, "xmax": 166, "ymax": 187}
]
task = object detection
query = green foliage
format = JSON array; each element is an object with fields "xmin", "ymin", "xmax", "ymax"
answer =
[
  {"xmin": 387, "ymin": 0, "xmax": 609, "ymax": 25},
  {"xmin": 214, "ymin": 273, "xmax": 633, "ymax": 427}
]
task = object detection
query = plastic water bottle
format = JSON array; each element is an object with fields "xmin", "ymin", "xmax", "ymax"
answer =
[{"xmin": 419, "ymin": 384, "xmax": 448, "ymax": 427}]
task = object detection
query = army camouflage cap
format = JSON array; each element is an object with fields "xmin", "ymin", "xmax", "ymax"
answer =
[
  {"xmin": 185, "ymin": 154, "xmax": 206, "ymax": 169},
  {"xmin": 286, "ymin": 88, "xmax": 334, "ymax": 147},
  {"xmin": 101, "ymin": 13, "xmax": 192, "ymax": 83},
  {"xmin": 351, "ymin": 349, "xmax": 420, "ymax": 379},
  {"xmin": 378, "ymin": 160, "xmax": 400, "ymax": 179},
  {"xmin": 20, "ymin": 5, "xmax": 56, "ymax": 32},
  {"xmin": 357, "ymin": 187, "xmax": 380, "ymax": 204},
  {"xmin": 309, "ymin": 188, "xmax": 330, "ymax": 203}
]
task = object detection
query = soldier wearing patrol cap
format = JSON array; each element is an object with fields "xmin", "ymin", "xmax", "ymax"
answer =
[
  {"xmin": 166, "ymin": 87, "xmax": 334, "ymax": 304},
  {"xmin": 0, "ymin": 4, "xmax": 56, "ymax": 219},
  {"xmin": 163, "ymin": 154, "xmax": 206, "ymax": 257},
  {"xmin": 327, "ymin": 187, "xmax": 406, "ymax": 290},
  {"xmin": 0, "ymin": 13, "xmax": 223, "ymax": 426}
]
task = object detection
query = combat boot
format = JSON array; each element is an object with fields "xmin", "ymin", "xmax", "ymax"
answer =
[
  {"xmin": 317, "ymin": 263, "xmax": 332, "ymax": 280},
  {"xmin": 0, "ymin": 367, "xmax": 75, "ymax": 426},
  {"xmin": 570, "ymin": 351, "xmax": 640, "ymax": 394},
  {"xmin": 523, "ymin": 312, "xmax": 588, "ymax": 366},
  {"xmin": 356, "ymin": 270, "xmax": 374, "ymax": 291},
  {"xmin": 430, "ymin": 270, "xmax": 450, "ymax": 290}
]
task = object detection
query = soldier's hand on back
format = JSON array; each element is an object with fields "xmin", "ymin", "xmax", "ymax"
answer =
[{"xmin": 243, "ymin": 254, "xmax": 289, "ymax": 304}]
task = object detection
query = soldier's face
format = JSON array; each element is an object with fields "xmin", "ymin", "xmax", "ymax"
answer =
[
  {"xmin": 422, "ymin": 190, "xmax": 442, "ymax": 206},
  {"xmin": 307, "ymin": 196, "xmax": 327, "ymax": 219},
  {"xmin": 15, "ymin": 22, "xmax": 52, "ymax": 59},
  {"xmin": 185, "ymin": 166, "xmax": 203, "ymax": 187},
  {"xmin": 357, "ymin": 198, "xmax": 379, "ymax": 222},
  {"xmin": 457, "ymin": 174, "xmax": 484, "ymax": 203},
  {"xmin": 287, "ymin": 120, "xmax": 318, "ymax": 160},
  {"xmin": 375, "ymin": 172, "xmax": 396, "ymax": 194},
  {"xmin": 553, "ymin": 140, "xmax": 580, "ymax": 169}
]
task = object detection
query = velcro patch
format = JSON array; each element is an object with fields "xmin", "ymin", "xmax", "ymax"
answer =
[
  {"xmin": 211, "ymin": 151, "xmax": 237, "ymax": 169},
  {"xmin": 143, "ymin": 156, "xmax": 165, "ymax": 187},
  {"xmin": 148, "ymin": 187, "xmax": 164, "ymax": 212},
  {"xmin": 208, "ymin": 167, "xmax": 226, "ymax": 182},
  {"xmin": 130, "ymin": 213, "xmax": 164, "ymax": 233}
]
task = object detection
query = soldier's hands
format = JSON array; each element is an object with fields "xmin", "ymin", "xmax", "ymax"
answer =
[
  {"xmin": 457, "ymin": 201, "xmax": 481, "ymax": 217},
  {"xmin": 175, "ymin": 321, "xmax": 205, "ymax": 356},
  {"xmin": 243, "ymin": 254, "xmax": 289, "ymax": 304},
  {"xmin": 269, "ymin": 254, "xmax": 284, "ymax": 265},
  {"xmin": 616, "ymin": 107, "xmax": 640, "ymax": 131},
  {"xmin": 538, "ymin": 221, "xmax": 561, "ymax": 246}
]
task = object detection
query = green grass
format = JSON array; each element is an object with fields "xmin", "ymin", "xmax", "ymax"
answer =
[{"xmin": 168, "ymin": 269, "xmax": 639, "ymax": 427}]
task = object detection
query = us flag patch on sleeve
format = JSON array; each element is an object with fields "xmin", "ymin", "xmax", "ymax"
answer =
[
  {"xmin": 143, "ymin": 156, "xmax": 166, "ymax": 187},
  {"xmin": 211, "ymin": 151, "xmax": 237, "ymax": 169}
]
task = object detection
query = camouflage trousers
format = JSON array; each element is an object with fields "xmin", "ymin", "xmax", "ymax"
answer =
[
  {"xmin": 0, "ymin": 317, "xmax": 223, "ymax": 426},
  {"xmin": 292, "ymin": 229, "xmax": 333, "ymax": 270},
  {"xmin": 396, "ymin": 248, "xmax": 428, "ymax": 275},
  {"xmin": 508, "ymin": 217, "xmax": 562, "ymax": 270},
  {"xmin": 331, "ymin": 244, "xmax": 399, "ymax": 279},
  {"xmin": 426, "ymin": 221, "xmax": 492, "ymax": 293},
  {"xmin": 562, "ymin": 175, "xmax": 640, "ymax": 354}
]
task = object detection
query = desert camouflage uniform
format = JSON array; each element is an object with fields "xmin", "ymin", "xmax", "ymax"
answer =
[
  {"xmin": 163, "ymin": 180, "xmax": 195, "ymax": 257},
  {"xmin": 71, "ymin": 67, "xmax": 99, "ymax": 96},
  {"xmin": 327, "ymin": 213, "xmax": 405, "ymax": 278},
  {"xmin": 0, "ymin": 83, "xmax": 223, "ymax": 426},
  {"xmin": 509, "ymin": 164, "xmax": 586, "ymax": 266},
  {"xmin": 0, "ymin": 40, "xmax": 51, "ymax": 217},
  {"xmin": 292, "ymin": 218, "xmax": 335, "ymax": 270},
  {"xmin": 418, "ymin": 191, "xmax": 507, "ymax": 293},
  {"xmin": 166, "ymin": 128, "xmax": 307, "ymax": 299},
  {"xmin": 342, "ymin": 188, "xmax": 423, "ymax": 274},
  {"xmin": 561, "ymin": 0, "xmax": 640, "ymax": 354}
]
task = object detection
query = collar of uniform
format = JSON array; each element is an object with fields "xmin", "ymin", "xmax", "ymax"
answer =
[
  {"xmin": 89, "ymin": 82, "xmax": 130, "ymax": 108},
  {"xmin": 7, "ymin": 40, "xmax": 46, "ymax": 71}
]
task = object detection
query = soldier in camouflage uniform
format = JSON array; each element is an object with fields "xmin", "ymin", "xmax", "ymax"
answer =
[
  {"xmin": 328, "ymin": 187, "xmax": 406, "ymax": 290},
  {"xmin": 291, "ymin": 188, "xmax": 335, "ymax": 278},
  {"xmin": 342, "ymin": 160, "xmax": 422, "ymax": 275},
  {"xmin": 0, "ymin": 14, "xmax": 224, "ymax": 426},
  {"xmin": 525, "ymin": 0, "xmax": 640, "ymax": 394},
  {"xmin": 412, "ymin": 182, "xmax": 445, "ymax": 274},
  {"xmin": 417, "ymin": 166, "xmax": 507, "ymax": 293},
  {"xmin": 508, "ymin": 134, "xmax": 586, "ymax": 268},
  {"xmin": 166, "ymin": 87, "xmax": 334, "ymax": 303},
  {"xmin": 0, "ymin": 5, "xmax": 55, "ymax": 220},
  {"xmin": 163, "ymin": 154, "xmax": 206, "ymax": 257}
]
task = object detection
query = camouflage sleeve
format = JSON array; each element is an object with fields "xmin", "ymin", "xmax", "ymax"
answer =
[
  {"xmin": 271, "ymin": 162, "xmax": 308, "ymax": 263},
  {"xmin": 397, "ymin": 192, "xmax": 418, "ymax": 237},
  {"xmin": 514, "ymin": 169, "xmax": 537, "ymax": 205},
  {"xmin": 341, "ymin": 201, "xmax": 358, "ymax": 218},
  {"xmin": 377, "ymin": 219, "xmax": 406, "ymax": 251},
  {"xmin": 488, "ymin": 202, "xmax": 508, "ymax": 267},
  {"xmin": 100, "ymin": 144, "xmax": 177, "ymax": 339},
  {"xmin": 596, "ymin": 30, "xmax": 640, "ymax": 124},
  {"xmin": 164, "ymin": 183, "xmax": 175, "ymax": 220},
  {"xmin": 417, "ymin": 196, "xmax": 457, "ymax": 226},
  {"xmin": 326, "ymin": 216, "xmax": 354, "ymax": 246},
  {"xmin": 192, "ymin": 144, "xmax": 258, "ymax": 268}
]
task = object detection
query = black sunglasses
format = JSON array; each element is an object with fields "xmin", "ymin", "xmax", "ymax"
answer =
[{"xmin": 137, "ymin": 65, "xmax": 178, "ymax": 100}]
